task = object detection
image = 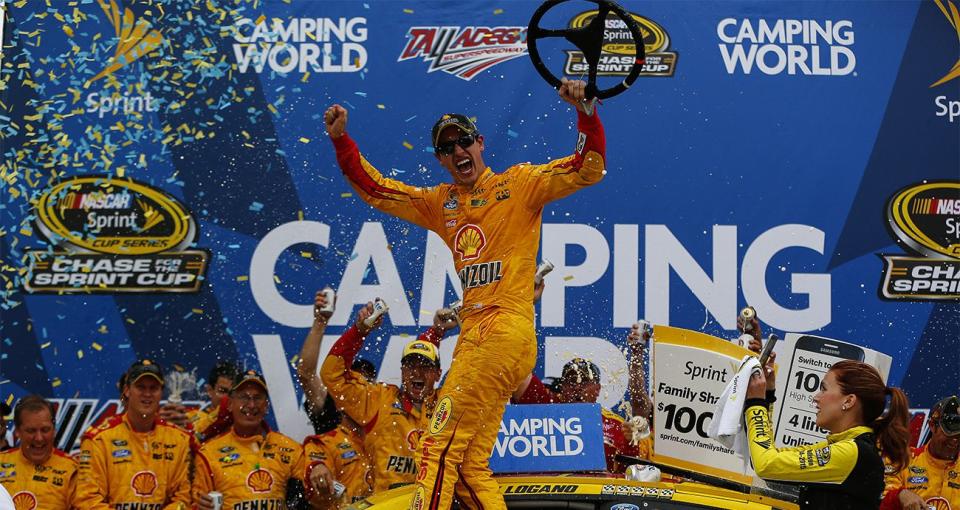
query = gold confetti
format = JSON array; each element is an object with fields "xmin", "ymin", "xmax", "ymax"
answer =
[
  {"xmin": 298, "ymin": 137, "xmax": 310, "ymax": 143},
  {"xmin": 52, "ymin": 378, "xmax": 62, "ymax": 388},
  {"xmin": 403, "ymin": 8, "xmax": 414, "ymax": 13},
  {"xmin": 340, "ymin": 192, "xmax": 353, "ymax": 198},
  {"xmin": 301, "ymin": 71, "xmax": 311, "ymax": 83},
  {"xmin": 77, "ymin": 350, "xmax": 84, "ymax": 359},
  {"xmin": 98, "ymin": 325, "xmax": 108, "ymax": 334},
  {"xmin": 297, "ymin": 210, "xmax": 304, "ymax": 221},
  {"xmin": 377, "ymin": 104, "xmax": 386, "ymax": 109},
  {"xmin": 300, "ymin": 251, "xmax": 312, "ymax": 258},
  {"xmin": 273, "ymin": 275, "xmax": 281, "ymax": 284},
  {"xmin": 40, "ymin": 342, "xmax": 51, "ymax": 349},
  {"xmin": 494, "ymin": 8, "xmax": 503, "ymax": 14},
  {"xmin": 402, "ymin": 141, "xmax": 413, "ymax": 150},
  {"xmin": 192, "ymin": 308, "xmax": 204, "ymax": 315},
  {"xmin": 563, "ymin": 275, "xmax": 575, "ymax": 281},
  {"xmin": 236, "ymin": 275, "xmax": 249, "ymax": 281},
  {"xmin": 92, "ymin": 342, "xmax": 103, "ymax": 351}
]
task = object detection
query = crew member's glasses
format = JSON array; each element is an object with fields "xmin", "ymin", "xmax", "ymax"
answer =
[
  {"xmin": 436, "ymin": 134, "xmax": 477, "ymax": 156},
  {"xmin": 235, "ymin": 393, "xmax": 267, "ymax": 404}
]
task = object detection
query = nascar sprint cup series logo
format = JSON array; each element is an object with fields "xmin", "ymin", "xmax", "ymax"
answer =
[
  {"xmin": 25, "ymin": 177, "xmax": 208, "ymax": 293},
  {"xmin": 879, "ymin": 181, "xmax": 960, "ymax": 300},
  {"xmin": 398, "ymin": 25, "xmax": 528, "ymax": 80},
  {"xmin": 564, "ymin": 10, "xmax": 677, "ymax": 77}
]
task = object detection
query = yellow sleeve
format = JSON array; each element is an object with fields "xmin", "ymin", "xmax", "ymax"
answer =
[
  {"xmin": 881, "ymin": 456, "xmax": 906, "ymax": 496},
  {"xmin": 512, "ymin": 110, "xmax": 605, "ymax": 208},
  {"xmin": 332, "ymin": 134, "xmax": 443, "ymax": 232},
  {"xmin": 162, "ymin": 436, "xmax": 193, "ymax": 509},
  {"xmin": 744, "ymin": 404, "xmax": 858, "ymax": 484},
  {"xmin": 290, "ymin": 445, "xmax": 306, "ymax": 483},
  {"xmin": 64, "ymin": 460, "xmax": 79, "ymax": 510},
  {"xmin": 319, "ymin": 329, "xmax": 387, "ymax": 426},
  {"xmin": 74, "ymin": 436, "xmax": 112, "ymax": 510},
  {"xmin": 192, "ymin": 451, "xmax": 215, "ymax": 506}
]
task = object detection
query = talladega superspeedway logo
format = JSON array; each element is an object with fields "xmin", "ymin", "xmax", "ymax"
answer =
[{"xmin": 398, "ymin": 26, "xmax": 528, "ymax": 80}]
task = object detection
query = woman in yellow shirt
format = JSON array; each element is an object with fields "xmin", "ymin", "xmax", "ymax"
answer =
[{"xmin": 744, "ymin": 360, "xmax": 910, "ymax": 510}]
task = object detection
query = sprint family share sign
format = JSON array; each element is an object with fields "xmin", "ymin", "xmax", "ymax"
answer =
[
  {"xmin": 652, "ymin": 326, "xmax": 756, "ymax": 483},
  {"xmin": 490, "ymin": 404, "xmax": 606, "ymax": 473}
]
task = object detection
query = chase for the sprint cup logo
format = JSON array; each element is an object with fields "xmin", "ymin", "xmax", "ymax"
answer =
[
  {"xmin": 563, "ymin": 9, "xmax": 677, "ymax": 77},
  {"xmin": 25, "ymin": 176, "xmax": 208, "ymax": 293},
  {"xmin": 879, "ymin": 181, "xmax": 960, "ymax": 300}
]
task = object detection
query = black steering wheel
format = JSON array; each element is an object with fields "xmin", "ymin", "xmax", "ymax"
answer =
[{"xmin": 527, "ymin": 0, "xmax": 645, "ymax": 100}]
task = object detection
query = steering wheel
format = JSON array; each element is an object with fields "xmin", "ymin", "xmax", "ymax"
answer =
[{"xmin": 527, "ymin": 0, "xmax": 645, "ymax": 100}]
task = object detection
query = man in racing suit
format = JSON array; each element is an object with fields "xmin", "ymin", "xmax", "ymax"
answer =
[
  {"xmin": 325, "ymin": 78, "xmax": 603, "ymax": 510},
  {"xmin": 320, "ymin": 304, "xmax": 443, "ymax": 494},
  {"xmin": 0, "ymin": 395, "xmax": 77, "ymax": 510},
  {"xmin": 193, "ymin": 370, "xmax": 307, "ymax": 510},
  {"xmin": 881, "ymin": 395, "xmax": 960, "ymax": 510},
  {"xmin": 75, "ymin": 360, "xmax": 193, "ymax": 509}
]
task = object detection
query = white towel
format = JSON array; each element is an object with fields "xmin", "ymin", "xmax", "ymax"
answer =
[{"xmin": 707, "ymin": 355, "xmax": 761, "ymax": 461}]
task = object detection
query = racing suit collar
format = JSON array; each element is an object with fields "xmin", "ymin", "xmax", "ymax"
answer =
[
  {"xmin": 455, "ymin": 167, "xmax": 494, "ymax": 193},
  {"xmin": 826, "ymin": 425, "xmax": 874, "ymax": 443}
]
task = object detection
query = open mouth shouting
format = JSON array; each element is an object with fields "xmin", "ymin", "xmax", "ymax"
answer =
[{"xmin": 455, "ymin": 157, "xmax": 474, "ymax": 178}]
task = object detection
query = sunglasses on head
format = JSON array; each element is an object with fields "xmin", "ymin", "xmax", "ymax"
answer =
[{"xmin": 436, "ymin": 133, "xmax": 477, "ymax": 156}]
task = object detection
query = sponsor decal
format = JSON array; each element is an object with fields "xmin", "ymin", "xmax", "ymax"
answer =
[
  {"xmin": 717, "ymin": 18, "xmax": 855, "ymax": 76},
  {"xmin": 495, "ymin": 415, "xmax": 585, "ymax": 458},
  {"xmin": 83, "ymin": 0, "xmax": 162, "ymax": 119},
  {"xmin": 130, "ymin": 471, "xmax": 158, "ymax": 497},
  {"xmin": 458, "ymin": 261, "xmax": 503, "ymax": 290},
  {"xmin": 219, "ymin": 446, "xmax": 235, "ymax": 453},
  {"xmin": 112, "ymin": 449, "xmax": 131, "ymax": 458},
  {"xmin": 231, "ymin": 17, "xmax": 368, "ymax": 74},
  {"xmin": 908, "ymin": 476, "xmax": 929, "ymax": 484},
  {"xmin": 910, "ymin": 465, "xmax": 927, "ymax": 474},
  {"xmin": 503, "ymin": 484, "xmax": 579, "ymax": 494},
  {"xmin": 814, "ymin": 446, "xmax": 831, "ymax": 467},
  {"xmin": 443, "ymin": 191, "xmax": 459, "ymax": 210},
  {"xmin": 445, "ymin": 219, "xmax": 458, "ymax": 227},
  {"xmin": 12, "ymin": 491, "xmax": 37, "ymax": 510},
  {"xmin": 496, "ymin": 189, "xmax": 511, "ymax": 201},
  {"xmin": 470, "ymin": 198, "xmax": 488, "ymax": 208},
  {"xmin": 111, "ymin": 439, "xmax": 127, "ymax": 447},
  {"xmin": 341, "ymin": 450, "xmax": 357, "ymax": 460},
  {"xmin": 430, "ymin": 397, "xmax": 453, "ymax": 434},
  {"xmin": 398, "ymin": 26, "xmax": 528, "ymax": 80},
  {"xmin": 454, "ymin": 224, "xmax": 486, "ymax": 261},
  {"xmin": 219, "ymin": 453, "xmax": 241, "ymax": 463},
  {"xmin": 879, "ymin": 181, "xmax": 960, "ymax": 299},
  {"xmin": 564, "ymin": 10, "xmax": 677, "ymax": 77},
  {"xmin": 411, "ymin": 486, "xmax": 425, "ymax": 510},
  {"xmin": 576, "ymin": 132, "xmax": 586, "ymax": 155},
  {"xmin": 933, "ymin": 0, "xmax": 960, "ymax": 123},
  {"xmin": 246, "ymin": 468, "xmax": 274, "ymax": 493},
  {"xmin": 25, "ymin": 176, "xmax": 209, "ymax": 293},
  {"xmin": 610, "ymin": 503, "xmax": 639, "ymax": 510},
  {"xmin": 385, "ymin": 455, "xmax": 416, "ymax": 474}
]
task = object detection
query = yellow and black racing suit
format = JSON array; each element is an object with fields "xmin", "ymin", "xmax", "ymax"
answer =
[
  {"xmin": 744, "ymin": 398, "xmax": 884, "ymax": 509},
  {"xmin": 332, "ymin": 108, "xmax": 605, "ymax": 510},
  {"xmin": 0, "ymin": 447, "xmax": 77, "ymax": 510}
]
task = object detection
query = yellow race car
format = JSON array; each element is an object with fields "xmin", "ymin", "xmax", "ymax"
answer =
[{"xmin": 347, "ymin": 474, "xmax": 799, "ymax": 510}]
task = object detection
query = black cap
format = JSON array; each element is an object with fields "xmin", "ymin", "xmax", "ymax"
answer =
[
  {"xmin": 126, "ymin": 359, "xmax": 164, "ymax": 386},
  {"xmin": 231, "ymin": 369, "xmax": 268, "ymax": 394},
  {"xmin": 431, "ymin": 113, "xmax": 479, "ymax": 149},
  {"xmin": 931, "ymin": 395, "xmax": 960, "ymax": 437},
  {"xmin": 560, "ymin": 358, "xmax": 601, "ymax": 384}
]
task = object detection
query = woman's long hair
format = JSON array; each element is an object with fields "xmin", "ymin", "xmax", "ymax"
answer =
[{"xmin": 830, "ymin": 360, "xmax": 910, "ymax": 471}]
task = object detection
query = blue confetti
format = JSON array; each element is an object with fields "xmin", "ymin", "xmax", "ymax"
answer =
[
  {"xmin": 249, "ymin": 201, "xmax": 264, "ymax": 212},
  {"xmin": 507, "ymin": 130, "xmax": 519, "ymax": 138}
]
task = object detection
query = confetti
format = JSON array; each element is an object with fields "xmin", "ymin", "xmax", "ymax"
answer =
[
  {"xmin": 402, "ymin": 141, "xmax": 413, "ymax": 150},
  {"xmin": 236, "ymin": 275, "xmax": 249, "ymax": 281},
  {"xmin": 403, "ymin": 8, "xmax": 414, "ymax": 13},
  {"xmin": 298, "ymin": 137, "xmax": 310, "ymax": 143},
  {"xmin": 341, "ymin": 192, "xmax": 353, "ymax": 198},
  {"xmin": 77, "ymin": 350, "xmax": 84, "ymax": 359},
  {"xmin": 52, "ymin": 378, "xmax": 62, "ymax": 388},
  {"xmin": 563, "ymin": 275, "xmax": 575, "ymax": 281},
  {"xmin": 91, "ymin": 342, "xmax": 102, "ymax": 351},
  {"xmin": 494, "ymin": 8, "xmax": 503, "ymax": 14}
]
